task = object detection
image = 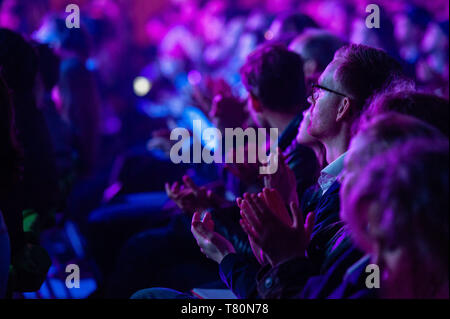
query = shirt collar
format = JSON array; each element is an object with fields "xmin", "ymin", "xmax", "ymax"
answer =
[
  {"xmin": 318, "ymin": 151, "xmax": 347, "ymax": 195},
  {"xmin": 321, "ymin": 152, "xmax": 347, "ymax": 178}
]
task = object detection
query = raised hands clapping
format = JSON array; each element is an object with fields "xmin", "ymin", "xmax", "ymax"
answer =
[
  {"xmin": 239, "ymin": 188, "xmax": 315, "ymax": 267},
  {"xmin": 165, "ymin": 175, "xmax": 223, "ymax": 215},
  {"xmin": 191, "ymin": 211, "xmax": 236, "ymax": 264}
]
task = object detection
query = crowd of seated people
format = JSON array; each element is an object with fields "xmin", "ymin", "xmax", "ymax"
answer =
[{"xmin": 0, "ymin": 0, "xmax": 448, "ymax": 299}]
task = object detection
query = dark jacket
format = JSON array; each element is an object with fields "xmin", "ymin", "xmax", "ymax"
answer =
[
  {"xmin": 256, "ymin": 234, "xmax": 372, "ymax": 299},
  {"xmin": 218, "ymin": 180, "xmax": 349, "ymax": 299}
]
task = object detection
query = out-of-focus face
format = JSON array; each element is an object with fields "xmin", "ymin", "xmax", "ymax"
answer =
[
  {"xmin": 416, "ymin": 50, "xmax": 449, "ymax": 83},
  {"xmin": 341, "ymin": 148, "xmax": 416, "ymax": 298},
  {"xmin": 369, "ymin": 229, "xmax": 414, "ymax": 298},
  {"xmin": 307, "ymin": 59, "xmax": 344, "ymax": 140},
  {"xmin": 296, "ymin": 106, "xmax": 317, "ymax": 145},
  {"xmin": 393, "ymin": 14, "xmax": 414, "ymax": 43},
  {"xmin": 341, "ymin": 138, "xmax": 419, "ymax": 299},
  {"xmin": 146, "ymin": 19, "xmax": 167, "ymax": 45},
  {"xmin": 421, "ymin": 23, "xmax": 446, "ymax": 53},
  {"xmin": 0, "ymin": 0, "xmax": 20, "ymax": 31},
  {"xmin": 350, "ymin": 19, "xmax": 380, "ymax": 49},
  {"xmin": 350, "ymin": 20, "xmax": 365, "ymax": 45},
  {"xmin": 267, "ymin": 19, "xmax": 282, "ymax": 41},
  {"xmin": 288, "ymin": 39, "xmax": 315, "ymax": 79}
]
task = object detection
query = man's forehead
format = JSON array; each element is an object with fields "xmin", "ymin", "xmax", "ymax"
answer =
[{"xmin": 318, "ymin": 58, "xmax": 343, "ymax": 86}]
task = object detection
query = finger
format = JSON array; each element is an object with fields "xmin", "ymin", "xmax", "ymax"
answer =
[
  {"xmin": 183, "ymin": 175, "xmax": 200, "ymax": 194},
  {"xmin": 202, "ymin": 211, "xmax": 212, "ymax": 222},
  {"xmin": 304, "ymin": 212, "xmax": 315, "ymax": 242},
  {"xmin": 266, "ymin": 188, "xmax": 292, "ymax": 225},
  {"xmin": 165, "ymin": 182, "xmax": 172, "ymax": 196},
  {"xmin": 240, "ymin": 200, "xmax": 264, "ymax": 233},
  {"xmin": 262, "ymin": 188, "xmax": 284, "ymax": 222},
  {"xmin": 245, "ymin": 193, "xmax": 265, "ymax": 223},
  {"xmin": 197, "ymin": 186, "xmax": 207, "ymax": 199},
  {"xmin": 191, "ymin": 222, "xmax": 203, "ymax": 241},
  {"xmin": 236, "ymin": 197, "xmax": 243, "ymax": 208},
  {"xmin": 192, "ymin": 211, "xmax": 202, "ymax": 225},
  {"xmin": 192, "ymin": 221, "xmax": 212, "ymax": 240},
  {"xmin": 202, "ymin": 212, "xmax": 215, "ymax": 231},
  {"xmin": 171, "ymin": 181, "xmax": 180, "ymax": 193},
  {"xmin": 191, "ymin": 212, "xmax": 205, "ymax": 236},
  {"xmin": 207, "ymin": 189, "xmax": 220, "ymax": 204},
  {"xmin": 239, "ymin": 219, "xmax": 259, "ymax": 242},
  {"xmin": 241, "ymin": 219, "xmax": 264, "ymax": 248},
  {"xmin": 290, "ymin": 201, "xmax": 305, "ymax": 229},
  {"xmin": 262, "ymin": 188, "xmax": 276, "ymax": 207},
  {"xmin": 254, "ymin": 193, "xmax": 272, "ymax": 222}
]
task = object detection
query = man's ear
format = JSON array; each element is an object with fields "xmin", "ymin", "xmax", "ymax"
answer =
[
  {"xmin": 336, "ymin": 97, "xmax": 351, "ymax": 122},
  {"xmin": 249, "ymin": 93, "xmax": 263, "ymax": 113}
]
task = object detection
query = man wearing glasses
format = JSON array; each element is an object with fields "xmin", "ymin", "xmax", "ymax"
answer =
[{"xmin": 256, "ymin": 43, "xmax": 406, "ymax": 299}]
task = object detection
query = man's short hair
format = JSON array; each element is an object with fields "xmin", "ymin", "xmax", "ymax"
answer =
[
  {"xmin": 240, "ymin": 43, "xmax": 307, "ymax": 113},
  {"xmin": 334, "ymin": 44, "xmax": 404, "ymax": 116},
  {"xmin": 348, "ymin": 137, "xmax": 449, "ymax": 294},
  {"xmin": 362, "ymin": 91, "xmax": 449, "ymax": 137}
]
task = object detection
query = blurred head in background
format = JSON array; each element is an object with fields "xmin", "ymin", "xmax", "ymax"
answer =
[
  {"xmin": 393, "ymin": 4, "xmax": 432, "ymax": 64},
  {"xmin": 361, "ymin": 90, "xmax": 449, "ymax": 137},
  {"xmin": 343, "ymin": 132, "xmax": 449, "ymax": 298},
  {"xmin": 289, "ymin": 28, "xmax": 345, "ymax": 91},
  {"xmin": 240, "ymin": 43, "xmax": 306, "ymax": 127},
  {"xmin": 265, "ymin": 11, "xmax": 317, "ymax": 45}
]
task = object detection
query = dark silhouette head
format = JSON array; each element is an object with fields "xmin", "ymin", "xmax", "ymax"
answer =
[
  {"xmin": 240, "ymin": 43, "xmax": 306, "ymax": 114},
  {"xmin": 0, "ymin": 28, "xmax": 38, "ymax": 94},
  {"xmin": 0, "ymin": 72, "xmax": 22, "ymax": 192},
  {"xmin": 362, "ymin": 91, "xmax": 449, "ymax": 137}
]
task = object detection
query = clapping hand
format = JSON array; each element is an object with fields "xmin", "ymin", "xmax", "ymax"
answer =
[
  {"xmin": 239, "ymin": 188, "xmax": 315, "ymax": 267},
  {"xmin": 165, "ymin": 175, "xmax": 222, "ymax": 215},
  {"xmin": 191, "ymin": 211, "xmax": 236, "ymax": 264},
  {"xmin": 263, "ymin": 149, "xmax": 299, "ymax": 207}
]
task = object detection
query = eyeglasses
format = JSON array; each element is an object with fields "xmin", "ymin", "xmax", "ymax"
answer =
[{"xmin": 310, "ymin": 83, "xmax": 348, "ymax": 104}]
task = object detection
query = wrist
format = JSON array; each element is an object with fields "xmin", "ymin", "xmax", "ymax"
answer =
[{"xmin": 216, "ymin": 250, "xmax": 234, "ymax": 264}]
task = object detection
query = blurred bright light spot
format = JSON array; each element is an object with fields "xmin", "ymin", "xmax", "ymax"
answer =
[
  {"xmin": 264, "ymin": 30, "xmax": 274, "ymax": 40},
  {"xmin": 133, "ymin": 76, "xmax": 152, "ymax": 96},
  {"xmin": 85, "ymin": 58, "xmax": 98, "ymax": 71},
  {"xmin": 188, "ymin": 70, "xmax": 202, "ymax": 86},
  {"xmin": 103, "ymin": 182, "xmax": 122, "ymax": 202}
]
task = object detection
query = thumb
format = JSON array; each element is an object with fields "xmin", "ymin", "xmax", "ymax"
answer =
[
  {"xmin": 192, "ymin": 212, "xmax": 207, "ymax": 237},
  {"xmin": 192, "ymin": 221, "xmax": 212, "ymax": 240}
]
